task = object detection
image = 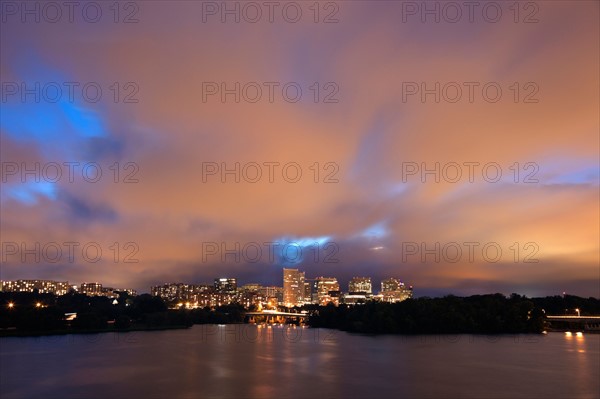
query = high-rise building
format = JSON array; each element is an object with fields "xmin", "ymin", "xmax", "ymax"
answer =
[
  {"xmin": 311, "ymin": 279, "xmax": 319, "ymax": 303},
  {"xmin": 304, "ymin": 281, "xmax": 312, "ymax": 303},
  {"xmin": 283, "ymin": 268, "xmax": 305, "ymax": 307},
  {"xmin": 214, "ymin": 278, "xmax": 237, "ymax": 294},
  {"xmin": 380, "ymin": 278, "xmax": 413, "ymax": 303},
  {"xmin": 316, "ymin": 277, "xmax": 340, "ymax": 306},
  {"xmin": 349, "ymin": 277, "xmax": 372, "ymax": 295},
  {"xmin": 259, "ymin": 286, "xmax": 283, "ymax": 303},
  {"xmin": 151, "ymin": 283, "xmax": 212, "ymax": 303},
  {"xmin": 381, "ymin": 278, "xmax": 401, "ymax": 292}
]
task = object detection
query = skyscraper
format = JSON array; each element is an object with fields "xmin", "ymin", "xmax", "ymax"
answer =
[
  {"xmin": 304, "ymin": 281, "xmax": 312, "ymax": 303},
  {"xmin": 283, "ymin": 268, "xmax": 305, "ymax": 307}
]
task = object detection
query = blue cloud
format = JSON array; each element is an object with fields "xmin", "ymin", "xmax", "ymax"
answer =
[
  {"xmin": 1, "ymin": 54, "xmax": 109, "ymax": 160},
  {"xmin": 271, "ymin": 235, "xmax": 332, "ymax": 266},
  {"xmin": 360, "ymin": 221, "xmax": 388, "ymax": 239},
  {"xmin": 545, "ymin": 165, "xmax": 599, "ymax": 186},
  {"xmin": 2, "ymin": 181, "xmax": 57, "ymax": 205},
  {"xmin": 60, "ymin": 192, "xmax": 118, "ymax": 223}
]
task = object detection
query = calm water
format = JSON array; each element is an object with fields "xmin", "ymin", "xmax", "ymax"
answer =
[{"xmin": 1, "ymin": 326, "xmax": 598, "ymax": 399}]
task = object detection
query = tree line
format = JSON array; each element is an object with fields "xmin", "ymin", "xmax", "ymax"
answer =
[
  {"xmin": 0, "ymin": 291, "xmax": 245, "ymax": 335},
  {"xmin": 1, "ymin": 291, "xmax": 598, "ymax": 335},
  {"xmin": 306, "ymin": 294, "xmax": 600, "ymax": 334}
]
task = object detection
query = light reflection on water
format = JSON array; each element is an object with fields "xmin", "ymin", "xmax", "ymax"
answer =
[{"xmin": 1, "ymin": 326, "xmax": 598, "ymax": 399}]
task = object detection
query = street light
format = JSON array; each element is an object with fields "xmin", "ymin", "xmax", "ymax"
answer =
[
  {"xmin": 7, "ymin": 302, "xmax": 14, "ymax": 309},
  {"xmin": 575, "ymin": 308, "xmax": 580, "ymax": 317}
]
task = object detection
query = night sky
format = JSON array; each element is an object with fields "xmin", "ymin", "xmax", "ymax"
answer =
[{"xmin": 1, "ymin": 1, "xmax": 598, "ymax": 297}]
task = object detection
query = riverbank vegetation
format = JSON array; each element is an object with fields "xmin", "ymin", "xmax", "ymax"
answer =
[
  {"xmin": 1, "ymin": 292, "xmax": 597, "ymax": 336},
  {"xmin": 0, "ymin": 291, "xmax": 244, "ymax": 336},
  {"xmin": 306, "ymin": 294, "xmax": 600, "ymax": 334}
]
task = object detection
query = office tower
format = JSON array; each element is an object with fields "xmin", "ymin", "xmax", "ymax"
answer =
[
  {"xmin": 349, "ymin": 277, "xmax": 372, "ymax": 295},
  {"xmin": 214, "ymin": 278, "xmax": 237, "ymax": 294},
  {"xmin": 283, "ymin": 268, "xmax": 305, "ymax": 307},
  {"xmin": 380, "ymin": 278, "xmax": 413, "ymax": 303},
  {"xmin": 316, "ymin": 276, "xmax": 340, "ymax": 306}
]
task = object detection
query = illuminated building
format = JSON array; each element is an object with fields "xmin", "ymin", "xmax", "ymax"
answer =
[
  {"xmin": 80, "ymin": 282, "xmax": 103, "ymax": 296},
  {"xmin": 239, "ymin": 290, "xmax": 265, "ymax": 308},
  {"xmin": 118, "ymin": 288, "xmax": 138, "ymax": 296},
  {"xmin": 101, "ymin": 287, "xmax": 117, "ymax": 298},
  {"xmin": 99, "ymin": 287, "xmax": 137, "ymax": 298},
  {"xmin": 311, "ymin": 280, "xmax": 319, "ymax": 303},
  {"xmin": 0, "ymin": 280, "xmax": 134, "ymax": 297},
  {"xmin": 316, "ymin": 277, "xmax": 340, "ymax": 306},
  {"xmin": 151, "ymin": 283, "xmax": 212, "ymax": 303},
  {"xmin": 259, "ymin": 286, "xmax": 283, "ymax": 302},
  {"xmin": 241, "ymin": 283, "xmax": 261, "ymax": 292},
  {"xmin": 381, "ymin": 278, "xmax": 401, "ymax": 292},
  {"xmin": 304, "ymin": 281, "xmax": 312, "ymax": 304},
  {"xmin": 380, "ymin": 278, "xmax": 413, "ymax": 303},
  {"xmin": 349, "ymin": 277, "xmax": 372, "ymax": 295},
  {"xmin": 1, "ymin": 280, "xmax": 70, "ymax": 295},
  {"xmin": 283, "ymin": 268, "xmax": 305, "ymax": 307},
  {"xmin": 214, "ymin": 278, "xmax": 237, "ymax": 294},
  {"xmin": 343, "ymin": 293, "xmax": 368, "ymax": 305},
  {"xmin": 151, "ymin": 283, "xmax": 184, "ymax": 300}
]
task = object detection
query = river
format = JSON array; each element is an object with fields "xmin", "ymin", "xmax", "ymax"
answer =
[{"xmin": 1, "ymin": 325, "xmax": 598, "ymax": 398}]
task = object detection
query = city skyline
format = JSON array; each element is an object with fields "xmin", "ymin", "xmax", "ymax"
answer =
[
  {"xmin": 0, "ymin": 271, "xmax": 412, "ymax": 298},
  {"xmin": 0, "ymin": 270, "xmax": 414, "ymax": 309}
]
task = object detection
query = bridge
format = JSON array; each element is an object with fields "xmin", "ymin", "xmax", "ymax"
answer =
[
  {"xmin": 545, "ymin": 315, "xmax": 600, "ymax": 332},
  {"xmin": 245, "ymin": 310, "xmax": 309, "ymax": 325}
]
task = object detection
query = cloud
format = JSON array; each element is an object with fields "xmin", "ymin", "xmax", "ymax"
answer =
[{"xmin": 0, "ymin": 1, "xmax": 598, "ymax": 297}]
